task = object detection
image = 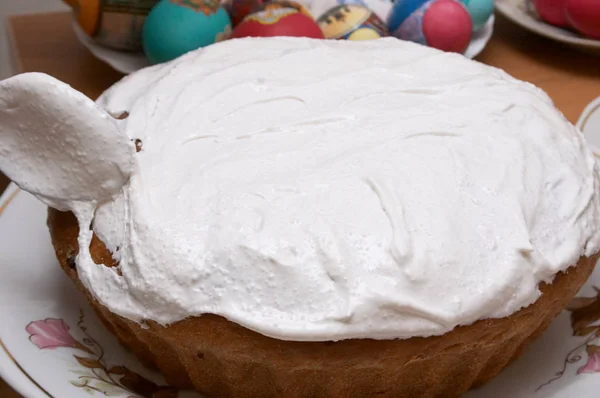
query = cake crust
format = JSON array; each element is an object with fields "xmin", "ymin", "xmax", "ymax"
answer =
[{"xmin": 48, "ymin": 208, "xmax": 598, "ymax": 397}]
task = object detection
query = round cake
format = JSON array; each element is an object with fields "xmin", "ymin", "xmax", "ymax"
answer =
[{"xmin": 2, "ymin": 37, "xmax": 600, "ymax": 397}]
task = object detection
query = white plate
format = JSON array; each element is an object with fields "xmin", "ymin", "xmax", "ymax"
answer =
[
  {"xmin": 2, "ymin": 175, "xmax": 600, "ymax": 395},
  {"xmin": 496, "ymin": 0, "xmax": 600, "ymax": 54},
  {"xmin": 73, "ymin": 14, "xmax": 494, "ymax": 75},
  {"xmin": 1, "ymin": 99, "xmax": 600, "ymax": 397},
  {"xmin": 72, "ymin": 23, "xmax": 150, "ymax": 75},
  {"xmin": 466, "ymin": 14, "xmax": 495, "ymax": 59}
]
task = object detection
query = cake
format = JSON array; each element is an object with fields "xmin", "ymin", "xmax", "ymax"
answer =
[{"xmin": 1, "ymin": 37, "xmax": 600, "ymax": 397}]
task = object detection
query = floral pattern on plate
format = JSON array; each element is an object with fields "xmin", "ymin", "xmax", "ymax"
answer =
[
  {"xmin": 537, "ymin": 287, "xmax": 600, "ymax": 390},
  {"xmin": 27, "ymin": 311, "xmax": 177, "ymax": 398}
]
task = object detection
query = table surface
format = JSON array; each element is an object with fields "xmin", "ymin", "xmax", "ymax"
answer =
[{"xmin": 1, "ymin": 10, "xmax": 600, "ymax": 398}]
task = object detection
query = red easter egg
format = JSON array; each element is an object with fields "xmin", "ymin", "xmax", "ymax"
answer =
[
  {"xmin": 232, "ymin": 8, "xmax": 325, "ymax": 39},
  {"xmin": 230, "ymin": 0, "xmax": 268, "ymax": 26},
  {"xmin": 251, "ymin": 0, "xmax": 313, "ymax": 19},
  {"xmin": 422, "ymin": 0, "xmax": 472, "ymax": 53},
  {"xmin": 565, "ymin": 0, "xmax": 600, "ymax": 39},
  {"xmin": 532, "ymin": 0, "xmax": 569, "ymax": 27}
]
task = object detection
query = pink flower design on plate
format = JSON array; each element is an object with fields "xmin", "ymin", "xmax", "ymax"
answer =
[
  {"xmin": 578, "ymin": 346, "xmax": 600, "ymax": 374},
  {"xmin": 26, "ymin": 319, "xmax": 83, "ymax": 350},
  {"xmin": 537, "ymin": 287, "xmax": 600, "ymax": 391},
  {"xmin": 25, "ymin": 313, "xmax": 178, "ymax": 397}
]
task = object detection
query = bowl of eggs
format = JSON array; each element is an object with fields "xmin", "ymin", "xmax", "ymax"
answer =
[
  {"xmin": 65, "ymin": 0, "xmax": 495, "ymax": 75},
  {"xmin": 496, "ymin": 0, "xmax": 600, "ymax": 54}
]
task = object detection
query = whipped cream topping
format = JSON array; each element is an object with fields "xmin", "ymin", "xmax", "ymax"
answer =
[{"xmin": 2, "ymin": 38, "xmax": 600, "ymax": 341}]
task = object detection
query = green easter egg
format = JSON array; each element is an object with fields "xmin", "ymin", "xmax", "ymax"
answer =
[
  {"xmin": 143, "ymin": 0, "xmax": 232, "ymax": 64},
  {"xmin": 461, "ymin": 0, "xmax": 494, "ymax": 31}
]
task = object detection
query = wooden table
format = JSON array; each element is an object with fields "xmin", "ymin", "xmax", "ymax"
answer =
[{"xmin": 1, "ymin": 10, "xmax": 599, "ymax": 398}]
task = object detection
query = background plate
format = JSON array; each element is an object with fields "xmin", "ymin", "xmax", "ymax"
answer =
[
  {"xmin": 73, "ymin": 15, "xmax": 495, "ymax": 75},
  {"xmin": 496, "ymin": 0, "xmax": 600, "ymax": 54},
  {"xmin": 72, "ymin": 23, "xmax": 150, "ymax": 75}
]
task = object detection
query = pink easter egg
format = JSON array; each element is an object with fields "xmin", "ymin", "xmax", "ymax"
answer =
[
  {"xmin": 565, "ymin": 0, "xmax": 600, "ymax": 39},
  {"xmin": 532, "ymin": 0, "xmax": 569, "ymax": 28},
  {"xmin": 422, "ymin": 0, "xmax": 472, "ymax": 53}
]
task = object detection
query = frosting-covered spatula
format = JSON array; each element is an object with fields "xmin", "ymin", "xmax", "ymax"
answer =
[{"xmin": 0, "ymin": 73, "xmax": 135, "ymax": 211}]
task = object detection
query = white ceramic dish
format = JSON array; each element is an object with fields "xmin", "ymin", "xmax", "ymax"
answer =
[
  {"xmin": 73, "ymin": 15, "xmax": 495, "ymax": 75},
  {"xmin": 1, "ymin": 99, "xmax": 600, "ymax": 397},
  {"xmin": 72, "ymin": 23, "xmax": 150, "ymax": 75},
  {"xmin": 466, "ymin": 14, "xmax": 495, "ymax": 59},
  {"xmin": 495, "ymin": 0, "xmax": 600, "ymax": 54}
]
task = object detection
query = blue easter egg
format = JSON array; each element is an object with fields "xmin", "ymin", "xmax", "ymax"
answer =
[
  {"xmin": 387, "ymin": 0, "xmax": 430, "ymax": 32},
  {"xmin": 461, "ymin": 0, "xmax": 493, "ymax": 31},
  {"xmin": 143, "ymin": 0, "xmax": 232, "ymax": 64},
  {"xmin": 389, "ymin": 0, "xmax": 434, "ymax": 44}
]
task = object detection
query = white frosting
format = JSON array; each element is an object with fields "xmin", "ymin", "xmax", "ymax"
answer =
[{"xmin": 2, "ymin": 38, "xmax": 600, "ymax": 341}]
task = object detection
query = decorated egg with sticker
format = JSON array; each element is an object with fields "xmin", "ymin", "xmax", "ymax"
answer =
[
  {"xmin": 143, "ymin": 0, "xmax": 232, "ymax": 64},
  {"xmin": 461, "ymin": 0, "xmax": 494, "ymax": 31},
  {"xmin": 389, "ymin": 0, "xmax": 472, "ymax": 53},
  {"xmin": 251, "ymin": 0, "xmax": 314, "ymax": 18},
  {"xmin": 318, "ymin": 4, "xmax": 388, "ymax": 40},
  {"xmin": 308, "ymin": 0, "xmax": 394, "ymax": 22},
  {"xmin": 63, "ymin": 0, "xmax": 159, "ymax": 51},
  {"xmin": 232, "ymin": 7, "xmax": 324, "ymax": 38}
]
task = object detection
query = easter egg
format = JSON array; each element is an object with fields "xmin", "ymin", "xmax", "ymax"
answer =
[
  {"xmin": 318, "ymin": 5, "xmax": 388, "ymax": 40},
  {"xmin": 232, "ymin": 7, "xmax": 325, "ymax": 38},
  {"xmin": 65, "ymin": 0, "xmax": 101, "ymax": 37},
  {"xmin": 461, "ymin": 0, "xmax": 494, "ymax": 31},
  {"xmin": 308, "ymin": 0, "xmax": 394, "ymax": 22},
  {"xmin": 532, "ymin": 0, "xmax": 569, "ymax": 27},
  {"xmin": 423, "ymin": 0, "xmax": 472, "ymax": 52},
  {"xmin": 391, "ymin": 0, "xmax": 472, "ymax": 53},
  {"xmin": 64, "ymin": 0, "xmax": 160, "ymax": 51},
  {"xmin": 251, "ymin": 0, "xmax": 313, "ymax": 18},
  {"xmin": 388, "ymin": 0, "xmax": 430, "ymax": 32},
  {"xmin": 230, "ymin": 0, "xmax": 268, "ymax": 25},
  {"xmin": 565, "ymin": 0, "xmax": 600, "ymax": 39},
  {"xmin": 142, "ymin": 0, "xmax": 232, "ymax": 64}
]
